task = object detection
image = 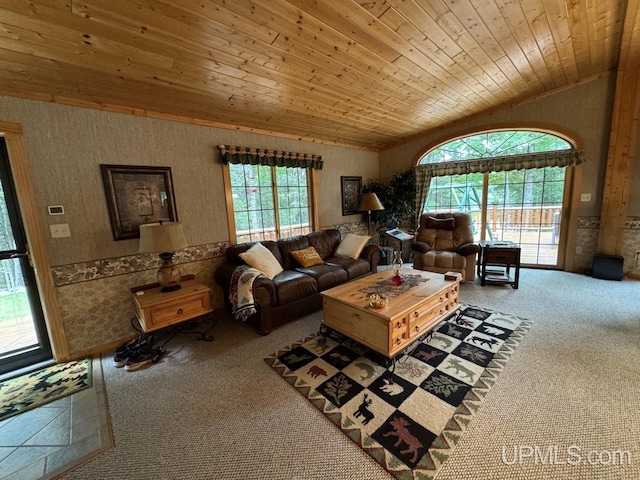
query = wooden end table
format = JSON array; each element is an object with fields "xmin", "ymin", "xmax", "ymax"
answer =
[
  {"xmin": 477, "ymin": 240, "xmax": 521, "ymax": 289},
  {"xmin": 130, "ymin": 277, "xmax": 215, "ymax": 341}
]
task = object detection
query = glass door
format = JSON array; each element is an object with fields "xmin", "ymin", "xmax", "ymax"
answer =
[
  {"xmin": 486, "ymin": 167, "xmax": 565, "ymax": 266},
  {"xmin": 0, "ymin": 137, "xmax": 52, "ymax": 376}
]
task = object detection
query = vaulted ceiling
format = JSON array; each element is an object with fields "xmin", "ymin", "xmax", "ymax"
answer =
[{"xmin": 0, "ymin": 1, "xmax": 631, "ymax": 150}]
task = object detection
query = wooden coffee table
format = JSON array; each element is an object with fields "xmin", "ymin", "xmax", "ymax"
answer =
[{"xmin": 320, "ymin": 269, "xmax": 461, "ymax": 359}]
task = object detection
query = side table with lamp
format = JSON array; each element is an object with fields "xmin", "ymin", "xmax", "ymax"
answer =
[{"xmin": 132, "ymin": 221, "xmax": 215, "ymax": 341}]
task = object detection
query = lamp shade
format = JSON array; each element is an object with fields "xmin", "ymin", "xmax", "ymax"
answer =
[
  {"xmin": 357, "ymin": 193, "xmax": 385, "ymax": 212},
  {"xmin": 138, "ymin": 222, "xmax": 187, "ymax": 254}
]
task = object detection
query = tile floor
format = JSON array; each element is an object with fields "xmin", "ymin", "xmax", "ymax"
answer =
[{"xmin": 0, "ymin": 358, "xmax": 112, "ymax": 479}]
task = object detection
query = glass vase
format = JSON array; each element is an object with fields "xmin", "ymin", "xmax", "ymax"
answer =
[{"xmin": 391, "ymin": 250, "xmax": 405, "ymax": 286}]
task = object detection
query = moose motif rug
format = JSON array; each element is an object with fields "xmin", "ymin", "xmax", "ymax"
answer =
[{"xmin": 265, "ymin": 305, "xmax": 531, "ymax": 479}]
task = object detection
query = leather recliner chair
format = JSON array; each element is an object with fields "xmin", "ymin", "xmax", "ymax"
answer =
[{"xmin": 411, "ymin": 212, "xmax": 480, "ymax": 281}]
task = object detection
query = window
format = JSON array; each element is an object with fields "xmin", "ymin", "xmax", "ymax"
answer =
[
  {"xmin": 228, "ymin": 164, "xmax": 313, "ymax": 243},
  {"xmin": 417, "ymin": 130, "xmax": 580, "ymax": 267}
]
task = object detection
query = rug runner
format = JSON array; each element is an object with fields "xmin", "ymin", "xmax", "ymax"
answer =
[
  {"xmin": 265, "ymin": 305, "xmax": 531, "ymax": 480},
  {"xmin": 0, "ymin": 358, "xmax": 92, "ymax": 422}
]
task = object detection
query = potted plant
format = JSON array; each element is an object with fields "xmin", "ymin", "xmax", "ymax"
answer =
[{"xmin": 362, "ymin": 170, "xmax": 416, "ymax": 231}]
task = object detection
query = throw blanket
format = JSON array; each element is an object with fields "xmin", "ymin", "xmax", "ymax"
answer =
[{"xmin": 229, "ymin": 265, "xmax": 263, "ymax": 321}]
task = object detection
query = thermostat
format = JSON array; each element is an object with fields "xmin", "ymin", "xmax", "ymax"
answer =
[{"xmin": 48, "ymin": 205, "xmax": 65, "ymax": 215}]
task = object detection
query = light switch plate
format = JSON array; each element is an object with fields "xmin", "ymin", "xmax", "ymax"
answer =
[
  {"xmin": 580, "ymin": 193, "xmax": 591, "ymax": 202},
  {"xmin": 50, "ymin": 223, "xmax": 71, "ymax": 238}
]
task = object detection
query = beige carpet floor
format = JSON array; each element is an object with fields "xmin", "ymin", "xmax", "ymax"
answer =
[{"xmin": 61, "ymin": 269, "xmax": 640, "ymax": 480}]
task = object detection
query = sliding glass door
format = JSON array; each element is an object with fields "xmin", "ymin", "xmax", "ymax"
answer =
[{"xmin": 0, "ymin": 138, "xmax": 52, "ymax": 376}]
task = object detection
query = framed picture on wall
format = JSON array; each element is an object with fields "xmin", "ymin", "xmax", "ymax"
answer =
[
  {"xmin": 341, "ymin": 176, "xmax": 362, "ymax": 216},
  {"xmin": 100, "ymin": 164, "xmax": 178, "ymax": 241}
]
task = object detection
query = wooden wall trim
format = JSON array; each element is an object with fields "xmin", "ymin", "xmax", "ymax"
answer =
[
  {"xmin": 563, "ymin": 165, "xmax": 582, "ymax": 272},
  {"xmin": 221, "ymin": 164, "xmax": 237, "ymax": 245},
  {"xmin": 597, "ymin": 0, "xmax": 640, "ymax": 255},
  {"xmin": 1, "ymin": 122, "xmax": 69, "ymax": 361}
]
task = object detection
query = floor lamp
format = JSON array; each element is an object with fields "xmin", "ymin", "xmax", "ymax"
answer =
[{"xmin": 357, "ymin": 193, "xmax": 385, "ymax": 237}]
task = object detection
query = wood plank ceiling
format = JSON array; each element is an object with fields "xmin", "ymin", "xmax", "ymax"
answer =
[{"xmin": 0, "ymin": 0, "xmax": 629, "ymax": 150}]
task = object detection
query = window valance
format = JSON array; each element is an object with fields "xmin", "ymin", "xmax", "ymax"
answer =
[
  {"xmin": 218, "ymin": 145, "xmax": 324, "ymax": 170},
  {"xmin": 416, "ymin": 149, "xmax": 584, "ymax": 177}
]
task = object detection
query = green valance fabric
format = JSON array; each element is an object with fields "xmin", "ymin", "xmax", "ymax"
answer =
[
  {"xmin": 415, "ymin": 149, "xmax": 585, "ymax": 177},
  {"xmin": 218, "ymin": 145, "xmax": 324, "ymax": 170}
]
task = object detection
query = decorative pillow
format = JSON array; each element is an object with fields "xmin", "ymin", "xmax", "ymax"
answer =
[
  {"xmin": 291, "ymin": 246, "xmax": 324, "ymax": 268},
  {"xmin": 239, "ymin": 242, "xmax": 283, "ymax": 279},
  {"xmin": 335, "ymin": 233, "xmax": 371, "ymax": 260},
  {"xmin": 426, "ymin": 216, "xmax": 455, "ymax": 231}
]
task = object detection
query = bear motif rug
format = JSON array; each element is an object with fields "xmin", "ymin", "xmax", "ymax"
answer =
[{"xmin": 265, "ymin": 305, "xmax": 532, "ymax": 479}]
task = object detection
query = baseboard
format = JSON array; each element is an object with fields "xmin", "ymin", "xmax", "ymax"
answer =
[
  {"xmin": 626, "ymin": 272, "xmax": 640, "ymax": 280},
  {"xmin": 68, "ymin": 333, "xmax": 139, "ymax": 362}
]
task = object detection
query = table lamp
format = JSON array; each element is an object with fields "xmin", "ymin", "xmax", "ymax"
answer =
[
  {"xmin": 139, "ymin": 221, "xmax": 187, "ymax": 292},
  {"xmin": 357, "ymin": 193, "xmax": 385, "ymax": 236}
]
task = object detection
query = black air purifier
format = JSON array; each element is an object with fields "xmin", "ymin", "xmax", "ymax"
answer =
[{"xmin": 591, "ymin": 254, "xmax": 624, "ymax": 281}]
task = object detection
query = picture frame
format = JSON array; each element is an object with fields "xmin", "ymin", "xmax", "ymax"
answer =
[
  {"xmin": 341, "ymin": 176, "xmax": 362, "ymax": 216},
  {"xmin": 101, "ymin": 164, "xmax": 178, "ymax": 241}
]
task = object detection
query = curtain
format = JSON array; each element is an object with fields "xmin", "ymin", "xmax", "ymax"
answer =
[
  {"xmin": 416, "ymin": 149, "xmax": 584, "ymax": 177},
  {"xmin": 218, "ymin": 145, "xmax": 324, "ymax": 170},
  {"xmin": 414, "ymin": 167, "xmax": 432, "ymax": 230},
  {"xmin": 414, "ymin": 149, "xmax": 585, "ymax": 222}
]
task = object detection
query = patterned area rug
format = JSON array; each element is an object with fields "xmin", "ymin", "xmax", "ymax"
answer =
[
  {"xmin": 265, "ymin": 305, "xmax": 531, "ymax": 479},
  {"xmin": 0, "ymin": 358, "xmax": 92, "ymax": 422}
]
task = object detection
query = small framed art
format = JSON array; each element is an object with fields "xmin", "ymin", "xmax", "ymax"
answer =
[{"xmin": 341, "ymin": 176, "xmax": 362, "ymax": 216}]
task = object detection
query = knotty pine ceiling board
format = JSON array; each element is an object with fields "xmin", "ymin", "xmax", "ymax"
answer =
[{"xmin": 0, "ymin": 0, "xmax": 630, "ymax": 150}]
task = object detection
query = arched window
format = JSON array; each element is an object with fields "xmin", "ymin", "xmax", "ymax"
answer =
[
  {"xmin": 419, "ymin": 130, "xmax": 572, "ymax": 164},
  {"xmin": 415, "ymin": 129, "xmax": 583, "ymax": 267}
]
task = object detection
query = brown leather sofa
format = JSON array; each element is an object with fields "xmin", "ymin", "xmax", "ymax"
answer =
[{"xmin": 214, "ymin": 229, "xmax": 381, "ymax": 335}]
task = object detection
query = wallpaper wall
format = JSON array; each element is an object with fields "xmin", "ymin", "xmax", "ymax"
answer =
[{"xmin": 0, "ymin": 95, "xmax": 378, "ymax": 355}]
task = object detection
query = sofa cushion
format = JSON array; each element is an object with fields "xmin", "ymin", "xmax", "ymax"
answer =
[
  {"xmin": 325, "ymin": 256, "xmax": 371, "ymax": 279},
  {"xmin": 239, "ymin": 243, "xmax": 284, "ymax": 279},
  {"xmin": 291, "ymin": 246, "xmax": 324, "ymax": 267},
  {"xmin": 295, "ymin": 264, "xmax": 348, "ymax": 290},
  {"xmin": 278, "ymin": 236, "xmax": 310, "ymax": 270},
  {"xmin": 335, "ymin": 233, "xmax": 371, "ymax": 259},
  {"xmin": 308, "ymin": 229, "xmax": 341, "ymax": 259},
  {"xmin": 273, "ymin": 270, "xmax": 318, "ymax": 305},
  {"xmin": 226, "ymin": 240, "xmax": 283, "ymax": 266}
]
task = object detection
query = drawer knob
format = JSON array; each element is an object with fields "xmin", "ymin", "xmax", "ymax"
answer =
[
  {"xmin": 439, "ymin": 309, "xmax": 444, "ymax": 315},
  {"xmin": 396, "ymin": 322, "xmax": 402, "ymax": 329},
  {"xmin": 414, "ymin": 312, "xmax": 419, "ymax": 318},
  {"xmin": 177, "ymin": 308, "xmax": 184, "ymax": 314},
  {"xmin": 415, "ymin": 326, "xmax": 419, "ymax": 332},
  {"xmin": 439, "ymin": 296, "xmax": 444, "ymax": 302},
  {"xmin": 395, "ymin": 338, "xmax": 401, "ymax": 345}
]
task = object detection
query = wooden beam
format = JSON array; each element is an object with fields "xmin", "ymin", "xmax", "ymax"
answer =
[{"xmin": 597, "ymin": 0, "xmax": 640, "ymax": 255}]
